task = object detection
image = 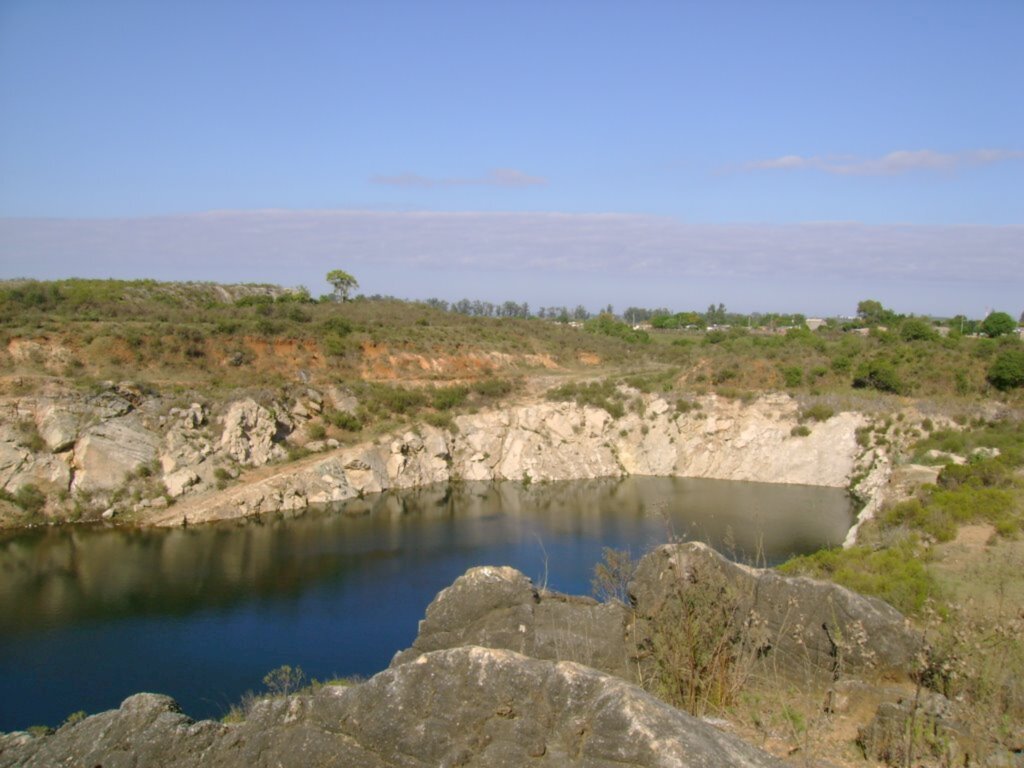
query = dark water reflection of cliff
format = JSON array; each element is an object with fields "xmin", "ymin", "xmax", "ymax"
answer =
[{"xmin": 0, "ymin": 477, "xmax": 851, "ymax": 730}]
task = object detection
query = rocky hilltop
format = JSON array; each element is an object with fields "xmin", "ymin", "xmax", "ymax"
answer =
[{"xmin": 0, "ymin": 378, "xmax": 874, "ymax": 528}]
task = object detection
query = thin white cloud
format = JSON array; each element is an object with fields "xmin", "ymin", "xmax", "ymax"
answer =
[
  {"xmin": 746, "ymin": 148, "xmax": 1024, "ymax": 176},
  {"xmin": 371, "ymin": 168, "xmax": 547, "ymax": 188}
]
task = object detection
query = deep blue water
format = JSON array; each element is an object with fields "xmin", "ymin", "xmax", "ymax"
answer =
[{"xmin": 0, "ymin": 476, "xmax": 852, "ymax": 731}]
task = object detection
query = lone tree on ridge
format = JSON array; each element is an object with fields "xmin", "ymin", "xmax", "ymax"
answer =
[{"xmin": 326, "ymin": 269, "xmax": 358, "ymax": 302}]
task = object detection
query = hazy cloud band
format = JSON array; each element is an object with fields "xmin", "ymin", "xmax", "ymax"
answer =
[{"xmin": 1, "ymin": 210, "xmax": 1021, "ymax": 286}]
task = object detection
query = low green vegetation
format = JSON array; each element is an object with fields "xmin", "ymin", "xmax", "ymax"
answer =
[
  {"xmin": 779, "ymin": 537, "xmax": 937, "ymax": 615},
  {"xmin": 545, "ymin": 378, "xmax": 626, "ymax": 418},
  {"xmin": 0, "ymin": 484, "xmax": 47, "ymax": 516},
  {"xmin": 1, "ymin": 281, "xmax": 1020, "ymax": 407},
  {"xmin": 782, "ymin": 418, "xmax": 1024, "ymax": 617}
]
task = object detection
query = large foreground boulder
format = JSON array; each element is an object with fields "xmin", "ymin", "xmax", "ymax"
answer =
[{"xmin": 0, "ymin": 647, "xmax": 784, "ymax": 768}]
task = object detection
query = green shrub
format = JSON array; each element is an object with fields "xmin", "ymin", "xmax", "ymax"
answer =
[
  {"xmin": 987, "ymin": 349, "xmax": 1024, "ymax": 391},
  {"xmin": 234, "ymin": 294, "xmax": 274, "ymax": 307},
  {"xmin": 790, "ymin": 425, "xmax": 811, "ymax": 437},
  {"xmin": 801, "ymin": 403, "xmax": 834, "ymax": 422},
  {"xmin": 780, "ymin": 366, "xmax": 803, "ymax": 388},
  {"xmin": 431, "ymin": 386, "xmax": 468, "ymax": 411},
  {"xmin": 584, "ymin": 313, "xmax": 650, "ymax": 344},
  {"xmin": 13, "ymin": 484, "xmax": 46, "ymax": 514},
  {"xmin": 643, "ymin": 556, "xmax": 758, "ymax": 715},
  {"xmin": 900, "ymin": 318, "xmax": 938, "ymax": 342},
  {"xmin": 852, "ymin": 359, "xmax": 906, "ymax": 394},
  {"xmin": 321, "ymin": 316, "xmax": 353, "ymax": 336},
  {"xmin": 472, "ymin": 378, "xmax": 516, "ymax": 398},
  {"xmin": 262, "ymin": 665, "xmax": 306, "ymax": 697},
  {"xmin": 830, "ymin": 355, "xmax": 853, "ymax": 374},
  {"xmin": 675, "ymin": 398, "xmax": 699, "ymax": 414},
  {"xmin": 882, "ymin": 499, "xmax": 957, "ymax": 542},
  {"xmin": 324, "ymin": 409, "xmax": 362, "ymax": 431},
  {"xmin": 546, "ymin": 379, "xmax": 625, "ymax": 418},
  {"xmin": 937, "ymin": 458, "xmax": 1012, "ymax": 490}
]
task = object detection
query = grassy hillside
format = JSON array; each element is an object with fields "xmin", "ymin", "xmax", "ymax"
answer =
[{"xmin": 1, "ymin": 279, "xmax": 1021, "ymax": 410}]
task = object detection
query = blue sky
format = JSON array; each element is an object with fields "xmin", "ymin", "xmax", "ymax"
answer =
[{"xmin": 1, "ymin": 1, "xmax": 1022, "ymax": 317}]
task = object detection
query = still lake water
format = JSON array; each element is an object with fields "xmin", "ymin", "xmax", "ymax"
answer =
[{"xmin": 0, "ymin": 476, "xmax": 852, "ymax": 731}]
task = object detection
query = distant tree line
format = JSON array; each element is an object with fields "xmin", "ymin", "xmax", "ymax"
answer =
[{"xmin": 389, "ymin": 292, "xmax": 1021, "ymax": 337}]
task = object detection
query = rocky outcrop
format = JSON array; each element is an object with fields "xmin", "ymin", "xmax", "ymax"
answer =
[
  {"xmin": 630, "ymin": 543, "xmax": 922, "ymax": 684},
  {"xmin": 150, "ymin": 425, "xmax": 453, "ymax": 526},
  {"xmin": 394, "ymin": 544, "xmax": 922, "ymax": 688},
  {"xmin": 454, "ymin": 404, "xmax": 620, "ymax": 482},
  {"xmin": 219, "ymin": 398, "xmax": 286, "ymax": 467},
  {"xmin": 391, "ymin": 566, "xmax": 635, "ymax": 681},
  {"xmin": 0, "ymin": 439, "xmax": 70, "ymax": 496},
  {"xmin": 71, "ymin": 415, "xmax": 160, "ymax": 492},
  {"xmin": 0, "ymin": 647, "xmax": 785, "ymax": 768}
]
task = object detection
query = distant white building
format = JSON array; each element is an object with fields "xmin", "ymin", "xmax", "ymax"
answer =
[{"xmin": 805, "ymin": 318, "xmax": 826, "ymax": 331}]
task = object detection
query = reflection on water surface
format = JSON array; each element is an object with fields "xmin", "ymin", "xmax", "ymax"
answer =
[{"xmin": 0, "ymin": 476, "xmax": 851, "ymax": 730}]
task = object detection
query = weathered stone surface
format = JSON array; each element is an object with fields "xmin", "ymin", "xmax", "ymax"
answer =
[
  {"xmin": 629, "ymin": 543, "xmax": 922, "ymax": 683},
  {"xmin": 219, "ymin": 399, "xmax": 285, "ymax": 467},
  {"xmin": 1, "ymin": 452, "xmax": 70, "ymax": 496},
  {"xmin": 71, "ymin": 416, "xmax": 160, "ymax": 493},
  {"xmin": 34, "ymin": 404, "xmax": 81, "ymax": 452},
  {"xmin": 386, "ymin": 425, "xmax": 451, "ymax": 490},
  {"xmin": 664, "ymin": 394, "xmax": 864, "ymax": 486},
  {"xmin": 1, "ymin": 648, "xmax": 785, "ymax": 768},
  {"xmin": 161, "ymin": 427, "xmax": 211, "ymax": 475},
  {"xmin": 454, "ymin": 403, "xmax": 624, "ymax": 483},
  {"xmin": 449, "ymin": 393, "xmax": 864, "ymax": 489},
  {"xmin": 164, "ymin": 468, "xmax": 200, "ymax": 498},
  {"xmin": 392, "ymin": 566, "xmax": 635, "ymax": 680}
]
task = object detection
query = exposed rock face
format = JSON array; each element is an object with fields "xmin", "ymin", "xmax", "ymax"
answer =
[
  {"xmin": 0, "ymin": 648, "xmax": 785, "ymax": 768},
  {"xmin": 71, "ymin": 415, "xmax": 160, "ymax": 492},
  {"xmin": 34, "ymin": 403, "xmax": 81, "ymax": 453},
  {"xmin": 161, "ymin": 403, "xmax": 212, "ymax": 474},
  {"xmin": 392, "ymin": 566, "xmax": 635, "ymax": 681},
  {"xmin": 452, "ymin": 393, "xmax": 864, "ymax": 488},
  {"xmin": 454, "ymin": 404, "xmax": 620, "ymax": 482},
  {"xmin": 219, "ymin": 398, "xmax": 285, "ymax": 467},
  {"xmin": 151, "ymin": 425, "xmax": 454, "ymax": 525},
  {"xmin": 0, "ymin": 439, "xmax": 70, "ymax": 495},
  {"xmin": 629, "ymin": 543, "xmax": 922, "ymax": 683},
  {"xmin": 154, "ymin": 392, "xmax": 866, "ymax": 527},
  {"xmin": 1, "ymin": 383, "xmax": 874, "ymax": 528}
]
